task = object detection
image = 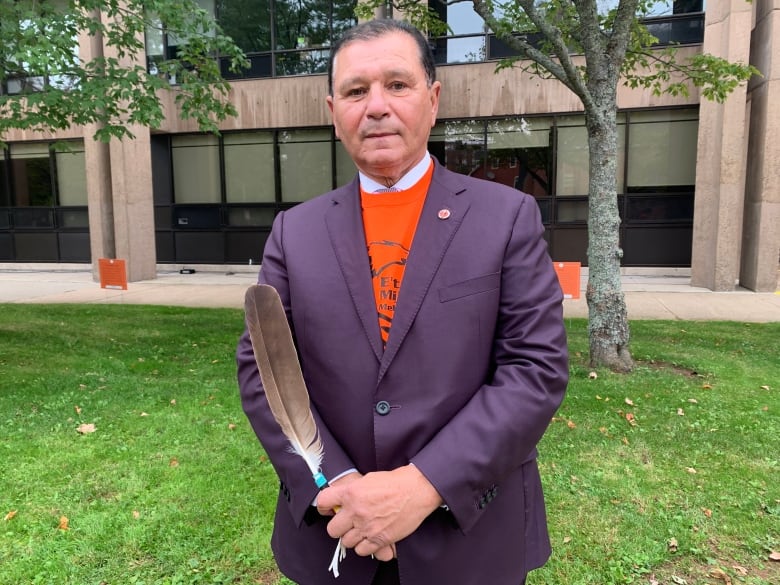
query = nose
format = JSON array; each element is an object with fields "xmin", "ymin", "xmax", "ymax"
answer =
[{"xmin": 365, "ymin": 84, "xmax": 389, "ymax": 119}]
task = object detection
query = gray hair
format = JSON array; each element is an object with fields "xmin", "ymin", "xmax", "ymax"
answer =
[{"xmin": 327, "ymin": 19, "xmax": 436, "ymax": 96}]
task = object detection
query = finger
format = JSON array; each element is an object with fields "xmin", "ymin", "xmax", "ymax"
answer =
[
  {"xmin": 316, "ymin": 505, "xmax": 336, "ymax": 517},
  {"xmin": 325, "ymin": 513, "xmax": 353, "ymax": 540},
  {"xmin": 353, "ymin": 535, "xmax": 391, "ymax": 558},
  {"xmin": 339, "ymin": 528, "xmax": 366, "ymax": 550},
  {"xmin": 372, "ymin": 544, "xmax": 396, "ymax": 562}
]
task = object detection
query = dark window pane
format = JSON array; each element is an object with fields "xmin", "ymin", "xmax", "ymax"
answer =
[
  {"xmin": 221, "ymin": 53, "xmax": 272, "ymax": 79},
  {"xmin": 11, "ymin": 157, "xmax": 53, "ymax": 206},
  {"xmin": 626, "ymin": 193, "xmax": 694, "ymax": 222},
  {"xmin": 58, "ymin": 208, "xmax": 89, "ymax": 228},
  {"xmin": 227, "ymin": 206, "xmax": 277, "ymax": 227},
  {"xmin": 276, "ymin": 49, "xmax": 329, "ymax": 76},
  {"xmin": 0, "ymin": 155, "xmax": 9, "ymax": 206},
  {"xmin": 217, "ymin": 0, "xmax": 272, "ymax": 52},
  {"xmin": 557, "ymin": 199, "xmax": 588, "ymax": 223},
  {"xmin": 536, "ymin": 198, "xmax": 552, "ymax": 224},
  {"xmin": 13, "ymin": 208, "xmax": 54, "ymax": 228}
]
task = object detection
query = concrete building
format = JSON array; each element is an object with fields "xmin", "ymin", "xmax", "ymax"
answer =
[{"xmin": 1, "ymin": 0, "xmax": 777, "ymax": 291}]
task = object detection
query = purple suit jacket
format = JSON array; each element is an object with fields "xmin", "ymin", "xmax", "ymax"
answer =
[{"xmin": 237, "ymin": 161, "xmax": 568, "ymax": 585}]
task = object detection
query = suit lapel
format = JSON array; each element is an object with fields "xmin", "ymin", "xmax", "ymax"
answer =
[
  {"xmin": 378, "ymin": 166, "xmax": 470, "ymax": 383},
  {"xmin": 325, "ymin": 179, "xmax": 384, "ymax": 363}
]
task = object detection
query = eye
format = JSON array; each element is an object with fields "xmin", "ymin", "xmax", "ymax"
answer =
[
  {"xmin": 388, "ymin": 81, "xmax": 408, "ymax": 91},
  {"xmin": 345, "ymin": 87, "xmax": 367, "ymax": 98}
]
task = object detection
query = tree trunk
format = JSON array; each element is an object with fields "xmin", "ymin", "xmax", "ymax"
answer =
[{"xmin": 585, "ymin": 104, "xmax": 634, "ymax": 372}]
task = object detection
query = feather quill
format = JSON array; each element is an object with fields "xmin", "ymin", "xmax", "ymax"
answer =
[
  {"xmin": 244, "ymin": 284, "xmax": 346, "ymax": 577},
  {"xmin": 244, "ymin": 284, "xmax": 326, "ymax": 487}
]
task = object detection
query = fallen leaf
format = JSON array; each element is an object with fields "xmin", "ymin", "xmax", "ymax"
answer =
[
  {"xmin": 74, "ymin": 405, "xmax": 82, "ymax": 414},
  {"xmin": 625, "ymin": 412, "xmax": 637, "ymax": 426},
  {"xmin": 4, "ymin": 510, "xmax": 17, "ymax": 521},
  {"xmin": 677, "ymin": 408, "xmax": 685, "ymax": 416},
  {"xmin": 169, "ymin": 457, "xmax": 179, "ymax": 467},
  {"xmin": 709, "ymin": 568, "xmax": 731, "ymax": 584},
  {"xmin": 170, "ymin": 399, "xmax": 176, "ymax": 406},
  {"xmin": 732, "ymin": 566, "xmax": 748, "ymax": 576},
  {"xmin": 668, "ymin": 537, "xmax": 679, "ymax": 552},
  {"xmin": 702, "ymin": 383, "xmax": 712, "ymax": 389},
  {"xmin": 567, "ymin": 420, "xmax": 576, "ymax": 429},
  {"xmin": 687, "ymin": 398, "xmax": 698, "ymax": 404},
  {"xmin": 132, "ymin": 510, "xmax": 140, "ymax": 519},
  {"xmin": 686, "ymin": 467, "xmax": 697, "ymax": 474},
  {"xmin": 671, "ymin": 576, "xmax": 687, "ymax": 585},
  {"xmin": 140, "ymin": 412, "xmax": 149, "ymax": 417},
  {"xmin": 588, "ymin": 371, "xmax": 598, "ymax": 380},
  {"xmin": 625, "ymin": 398, "xmax": 635, "ymax": 406},
  {"xmin": 76, "ymin": 423, "xmax": 96, "ymax": 434},
  {"xmin": 228, "ymin": 423, "xmax": 237, "ymax": 430},
  {"xmin": 563, "ymin": 536, "xmax": 572, "ymax": 544},
  {"xmin": 621, "ymin": 437, "xmax": 629, "ymax": 445},
  {"xmin": 760, "ymin": 385, "xmax": 770, "ymax": 391},
  {"xmin": 58, "ymin": 516, "xmax": 69, "ymax": 530},
  {"xmin": 599, "ymin": 427, "xmax": 608, "ymax": 435},
  {"xmin": 701, "ymin": 507, "xmax": 712, "ymax": 517},
  {"xmin": 596, "ymin": 395, "xmax": 602, "ymax": 400},
  {"xmin": 769, "ymin": 551, "xmax": 780, "ymax": 561}
]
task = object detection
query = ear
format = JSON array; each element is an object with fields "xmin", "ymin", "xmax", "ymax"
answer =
[
  {"xmin": 429, "ymin": 81, "xmax": 442, "ymax": 126},
  {"xmin": 326, "ymin": 95, "xmax": 339, "ymax": 138}
]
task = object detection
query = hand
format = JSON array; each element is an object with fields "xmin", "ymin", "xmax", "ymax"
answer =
[
  {"xmin": 316, "ymin": 471, "xmax": 362, "ymax": 516},
  {"xmin": 317, "ymin": 465, "xmax": 443, "ymax": 559}
]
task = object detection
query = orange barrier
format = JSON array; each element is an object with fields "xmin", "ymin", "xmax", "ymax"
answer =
[
  {"xmin": 553, "ymin": 261, "xmax": 581, "ymax": 300},
  {"xmin": 98, "ymin": 258, "xmax": 128, "ymax": 290}
]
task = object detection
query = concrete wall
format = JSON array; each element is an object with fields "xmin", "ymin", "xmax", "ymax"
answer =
[
  {"xmin": 740, "ymin": 0, "xmax": 780, "ymax": 291},
  {"xmin": 150, "ymin": 49, "xmax": 700, "ymax": 135},
  {"xmin": 691, "ymin": 0, "xmax": 753, "ymax": 291}
]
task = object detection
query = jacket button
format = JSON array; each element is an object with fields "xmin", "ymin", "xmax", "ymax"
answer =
[{"xmin": 375, "ymin": 400, "xmax": 391, "ymax": 415}]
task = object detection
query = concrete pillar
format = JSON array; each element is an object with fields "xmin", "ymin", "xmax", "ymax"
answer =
[
  {"xmin": 740, "ymin": 0, "xmax": 780, "ymax": 292},
  {"xmin": 83, "ymin": 136, "xmax": 115, "ymax": 280},
  {"xmin": 690, "ymin": 0, "xmax": 753, "ymax": 290},
  {"xmin": 108, "ymin": 128, "xmax": 157, "ymax": 282},
  {"xmin": 83, "ymin": 4, "xmax": 156, "ymax": 282}
]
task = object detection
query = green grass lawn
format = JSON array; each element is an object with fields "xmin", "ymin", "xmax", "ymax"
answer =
[{"xmin": 0, "ymin": 305, "xmax": 777, "ymax": 585}]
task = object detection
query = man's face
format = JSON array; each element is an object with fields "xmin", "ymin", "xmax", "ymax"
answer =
[{"xmin": 326, "ymin": 32, "xmax": 441, "ymax": 185}]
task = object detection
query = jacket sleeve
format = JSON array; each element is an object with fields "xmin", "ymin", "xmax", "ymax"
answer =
[
  {"xmin": 409, "ymin": 194, "xmax": 569, "ymax": 533},
  {"xmin": 236, "ymin": 211, "xmax": 356, "ymax": 527}
]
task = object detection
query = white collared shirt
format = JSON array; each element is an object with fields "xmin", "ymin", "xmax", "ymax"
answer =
[{"xmin": 358, "ymin": 153, "xmax": 432, "ymax": 193}]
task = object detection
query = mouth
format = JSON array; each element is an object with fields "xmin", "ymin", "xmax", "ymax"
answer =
[{"xmin": 363, "ymin": 129, "xmax": 397, "ymax": 139}]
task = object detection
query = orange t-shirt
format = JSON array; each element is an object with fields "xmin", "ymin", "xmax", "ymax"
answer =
[{"xmin": 360, "ymin": 164, "xmax": 434, "ymax": 347}]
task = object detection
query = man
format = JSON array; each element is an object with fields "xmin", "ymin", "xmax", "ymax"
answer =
[{"xmin": 237, "ymin": 19, "xmax": 568, "ymax": 585}]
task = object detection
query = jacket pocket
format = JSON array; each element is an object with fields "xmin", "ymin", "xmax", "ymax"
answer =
[{"xmin": 438, "ymin": 271, "xmax": 501, "ymax": 303}]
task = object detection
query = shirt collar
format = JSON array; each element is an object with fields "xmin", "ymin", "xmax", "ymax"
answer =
[{"xmin": 358, "ymin": 153, "xmax": 432, "ymax": 193}]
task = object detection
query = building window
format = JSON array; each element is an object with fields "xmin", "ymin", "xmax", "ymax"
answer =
[
  {"xmin": 335, "ymin": 141, "xmax": 357, "ymax": 187},
  {"xmin": 430, "ymin": 0, "xmax": 486, "ymax": 64},
  {"xmin": 0, "ymin": 148, "xmax": 10, "ymax": 207},
  {"xmin": 172, "ymin": 135, "xmax": 221, "ymax": 203},
  {"xmin": 429, "ymin": 119, "xmax": 486, "ymax": 177},
  {"xmin": 487, "ymin": 117, "xmax": 551, "ymax": 197},
  {"xmin": 10, "ymin": 143, "xmax": 54, "ymax": 207},
  {"xmin": 224, "ymin": 132, "xmax": 276, "ymax": 203},
  {"xmin": 556, "ymin": 115, "xmax": 627, "ymax": 196},
  {"xmin": 626, "ymin": 109, "xmax": 698, "ymax": 193},
  {"xmin": 278, "ymin": 128, "xmax": 333, "ymax": 202},
  {"xmin": 148, "ymin": 0, "xmax": 358, "ymax": 80},
  {"xmin": 55, "ymin": 147, "xmax": 87, "ymax": 206}
]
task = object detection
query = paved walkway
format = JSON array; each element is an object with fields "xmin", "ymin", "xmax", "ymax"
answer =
[{"xmin": 1, "ymin": 265, "xmax": 779, "ymax": 322}]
